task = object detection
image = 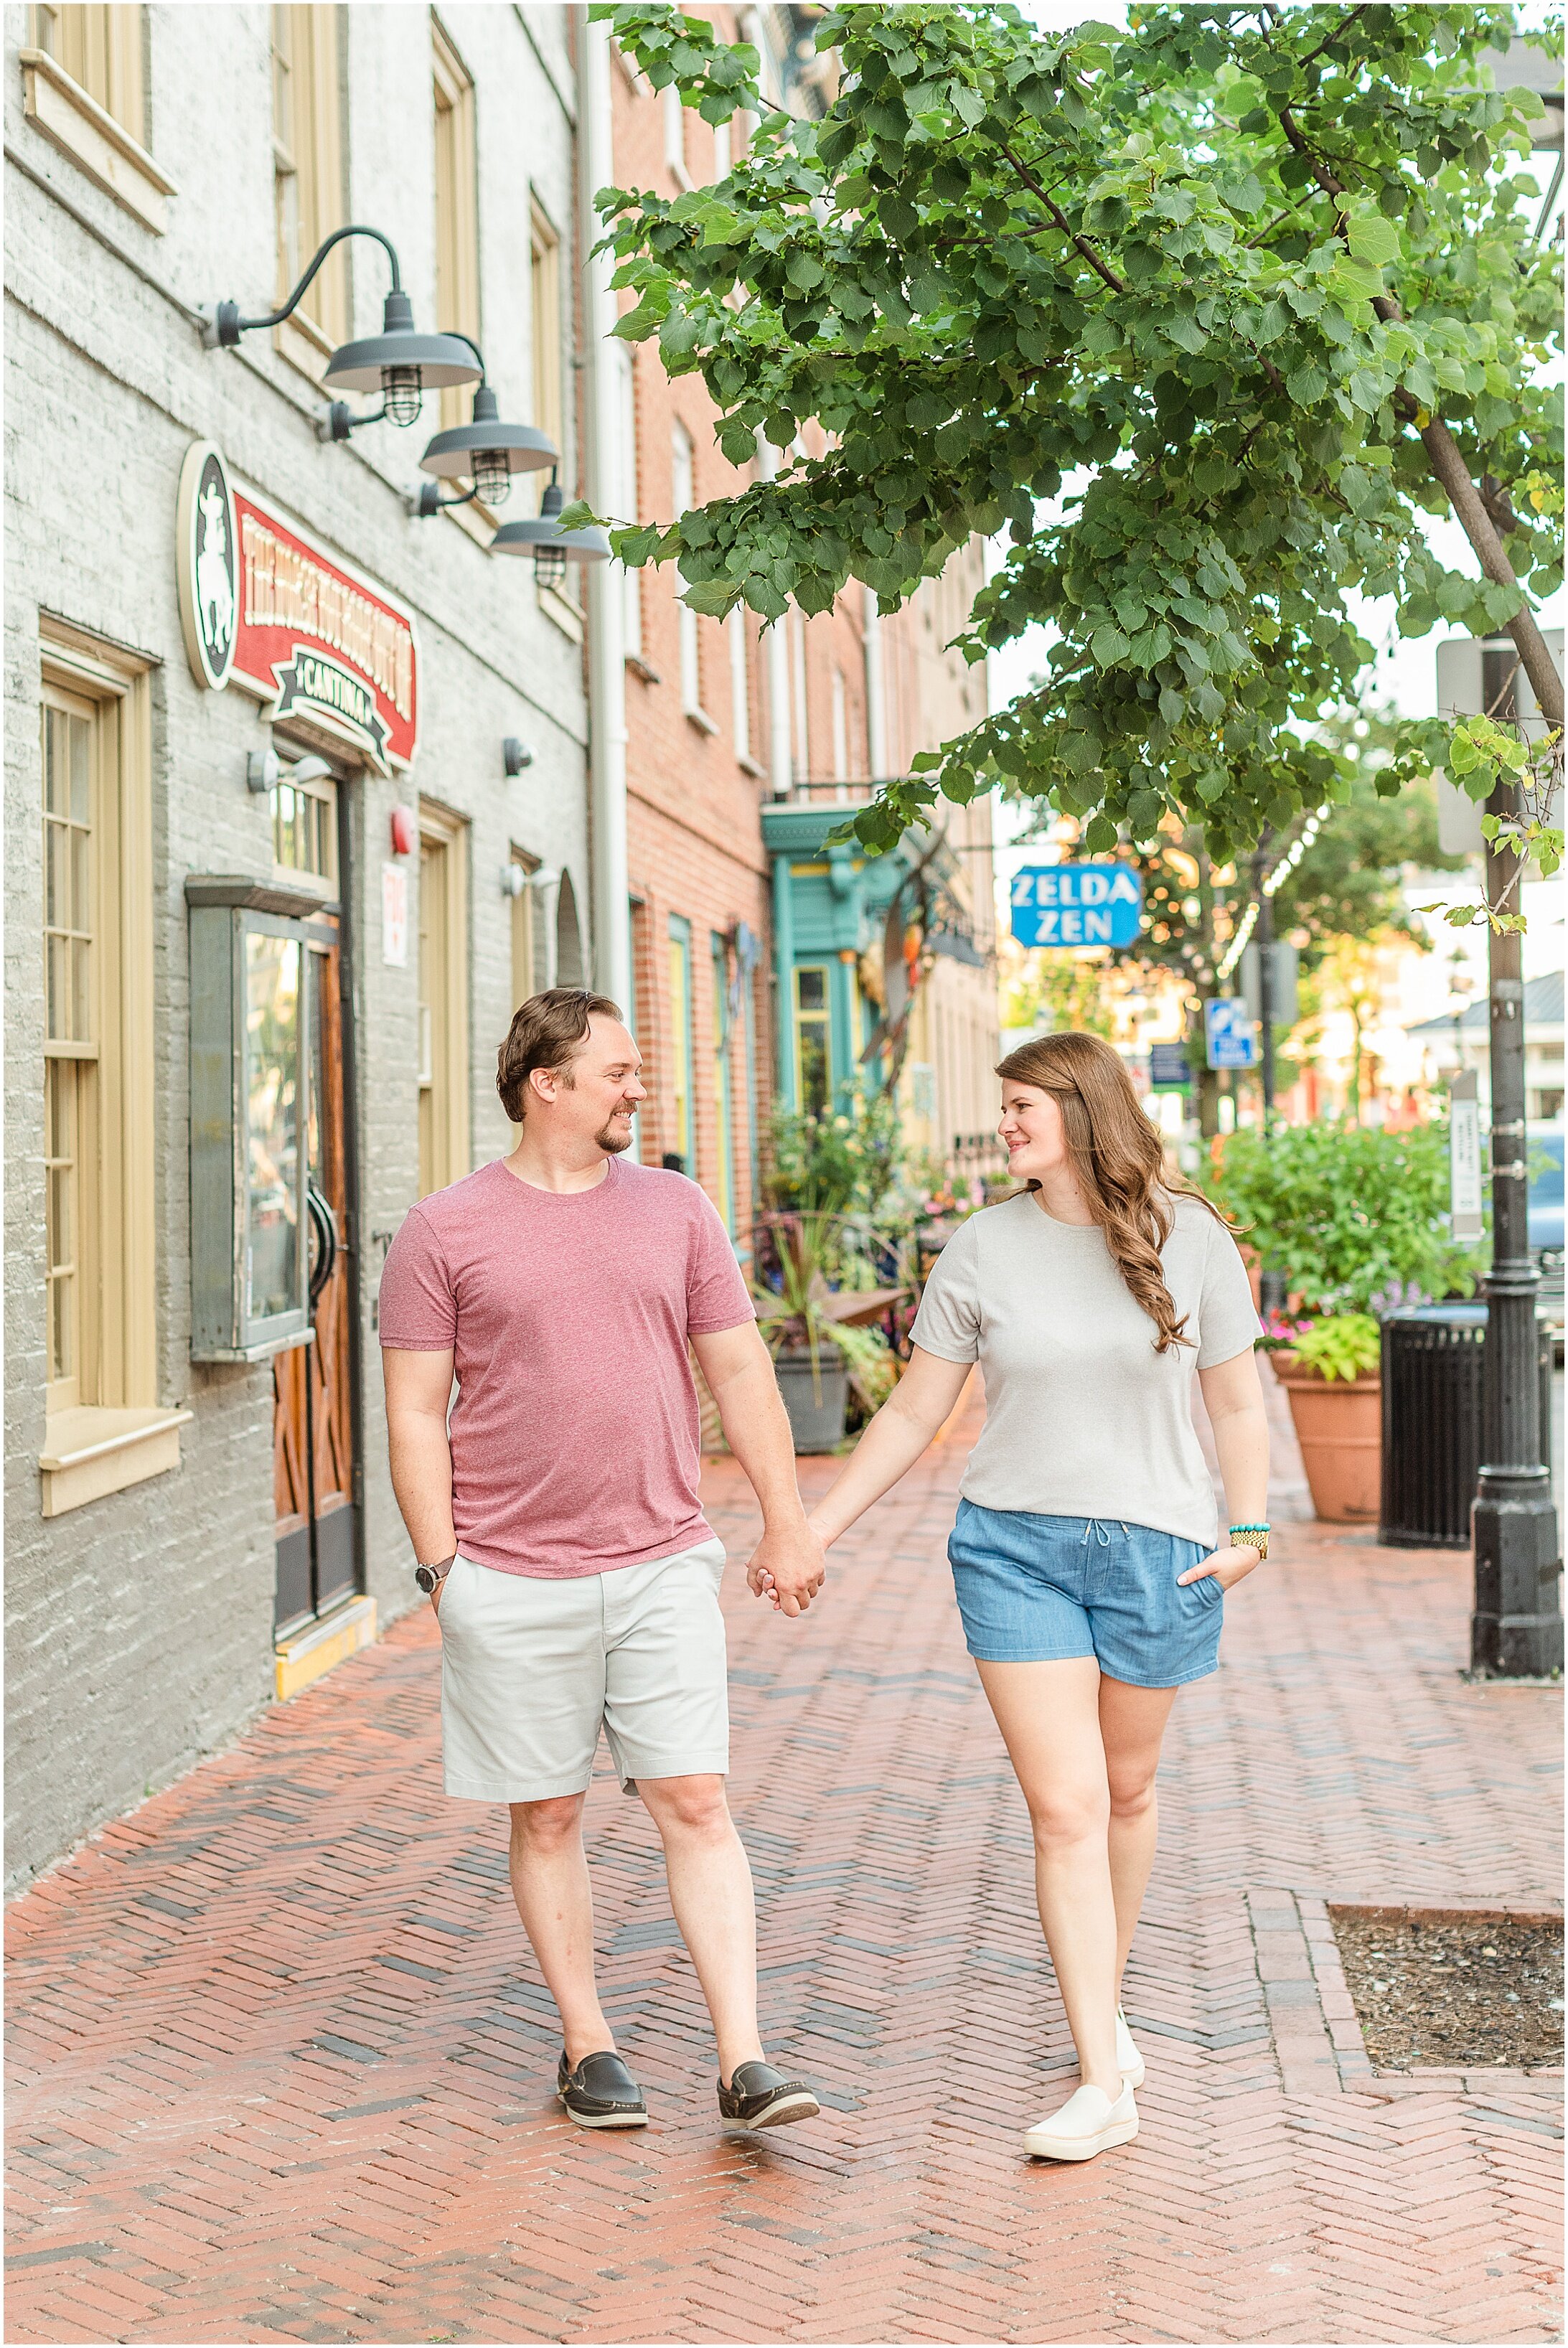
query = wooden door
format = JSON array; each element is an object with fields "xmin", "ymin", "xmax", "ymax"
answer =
[{"xmin": 273, "ymin": 931, "xmax": 357, "ymax": 1632}]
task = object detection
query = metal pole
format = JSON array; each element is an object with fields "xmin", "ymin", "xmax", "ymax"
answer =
[
  {"xmin": 579, "ymin": 19, "xmax": 632, "ymax": 1011},
  {"xmin": 1471, "ymin": 760, "xmax": 1562, "ymax": 1675},
  {"xmin": 1252, "ymin": 843, "xmax": 1286, "ymax": 1315},
  {"xmin": 1254, "ymin": 845, "xmax": 1277, "ymax": 1118}
]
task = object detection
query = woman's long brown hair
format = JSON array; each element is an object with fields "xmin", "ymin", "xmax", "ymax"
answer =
[{"xmin": 996, "ymin": 1030, "xmax": 1229, "ymax": 1353}]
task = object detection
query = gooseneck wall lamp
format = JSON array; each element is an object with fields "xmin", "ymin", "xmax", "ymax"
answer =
[
  {"xmin": 207, "ymin": 224, "xmax": 482, "ymax": 426},
  {"xmin": 208, "ymin": 224, "xmax": 578, "ymax": 537},
  {"xmin": 414, "ymin": 370, "xmax": 557, "ymax": 515},
  {"xmin": 491, "ymin": 477, "xmax": 611, "ymax": 585}
]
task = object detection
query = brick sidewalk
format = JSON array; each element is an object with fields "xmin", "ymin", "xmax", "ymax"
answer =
[{"xmin": 6, "ymin": 1376, "xmax": 1562, "ymax": 2344}]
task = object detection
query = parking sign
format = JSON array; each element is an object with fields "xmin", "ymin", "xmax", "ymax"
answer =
[{"xmin": 1204, "ymin": 998, "xmax": 1257, "ymax": 1070}]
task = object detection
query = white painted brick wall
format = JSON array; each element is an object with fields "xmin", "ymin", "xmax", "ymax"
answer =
[{"xmin": 4, "ymin": 4, "xmax": 590, "ymax": 1890}]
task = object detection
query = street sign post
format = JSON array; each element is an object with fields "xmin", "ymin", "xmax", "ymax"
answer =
[
  {"xmin": 1010, "ymin": 863, "xmax": 1143, "ymax": 949},
  {"xmin": 1203, "ymin": 998, "xmax": 1257, "ymax": 1070},
  {"xmin": 1449, "ymin": 1069, "xmax": 1485, "ymax": 1244}
]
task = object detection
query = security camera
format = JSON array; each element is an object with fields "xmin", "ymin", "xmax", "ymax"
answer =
[{"xmin": 503, "ymin": 737, "xmax": 535, "ymax": 777}]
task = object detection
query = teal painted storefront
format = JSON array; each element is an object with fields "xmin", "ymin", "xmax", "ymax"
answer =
[{"xmin": 761, "ymin": 804, "xmax": 932, "ymax": 1112}]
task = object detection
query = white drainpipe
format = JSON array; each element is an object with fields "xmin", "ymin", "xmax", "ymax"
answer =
[
  {"xmin": 757, "ymin": 434, "xmax": 793, "ymax": 798},
  {"xmin": 580, "ymin": 19, "xmax": 632, "ymax": 1008},
  {"xmin": 863, "ymin": 580, "xmax": 888, "ymax": 779}
]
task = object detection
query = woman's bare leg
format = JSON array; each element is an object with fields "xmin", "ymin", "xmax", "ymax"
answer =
[
  {"xmin": 975, "ymin": 1656, "xmax": 1122, "ymax": 2097},
  {"xmin": 1097, "ymin": 1677, "xmax": 1179, "ymax": 1999}
]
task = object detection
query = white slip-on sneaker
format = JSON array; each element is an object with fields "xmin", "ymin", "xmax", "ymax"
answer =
[
  {"xmin": 1023, "ymin": 2082, "xmax": 1138, "ymax": 2162},
  {"xmin": 1116, "ymin": 2008, "xmax": 1145, "ymax": 2090}
]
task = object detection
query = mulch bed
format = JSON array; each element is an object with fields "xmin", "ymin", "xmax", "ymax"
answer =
[{"xmin": 1330, "ymin": 1908, "xmax": 1564, "ymax": 2071}]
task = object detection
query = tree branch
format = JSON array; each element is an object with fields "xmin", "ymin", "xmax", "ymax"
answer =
[
  {"xmin": 997, "ymin": 142, "xmax": 1127, "ymax": 292},
  {"xmin": 1297, "ymin": 3, "xmax": 1371, "ymax": 72},
  {"xmin": 1270, "ymin": 104, "xmax": 1563, "ymax": 725}
]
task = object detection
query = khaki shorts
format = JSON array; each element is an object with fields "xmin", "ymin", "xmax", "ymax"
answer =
[{"xmin": 438, "ymin": 1538, "xmax": 729, "ymax": 1803}]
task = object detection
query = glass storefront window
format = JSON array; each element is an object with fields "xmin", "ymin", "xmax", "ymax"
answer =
[
  {"xmin": 794, "ymin": 964, "xmax": 830, "ymax": 1118},
  {"xmin": 245, "ymin": 930, "xmax": 301, "ymax": 1322},
  {"xmin": 271, "ymin": 764, "xmax": 337, "ymax": 881}
]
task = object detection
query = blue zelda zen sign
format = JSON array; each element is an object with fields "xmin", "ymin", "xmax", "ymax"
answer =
[{"xmin": 1010, "ymin": 863, "xmax": 1144, "ymax": 949}]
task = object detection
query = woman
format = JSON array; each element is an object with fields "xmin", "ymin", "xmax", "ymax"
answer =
[{"xmin": 759, "ymin": 1032, "xmax": 1269, "ymax": 2163}]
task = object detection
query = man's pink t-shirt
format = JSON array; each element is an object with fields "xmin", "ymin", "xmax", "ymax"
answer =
[{"xmin": 377, "ymin": 1155, "xmax": 754, "ymax": 1579}]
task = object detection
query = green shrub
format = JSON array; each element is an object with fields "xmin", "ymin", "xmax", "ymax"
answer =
[{"xmin": 1200, "ymin": 1119, "xmax": 1484, "ymax": 1314}]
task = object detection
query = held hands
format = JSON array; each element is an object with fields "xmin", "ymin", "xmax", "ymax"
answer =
[
  {"xmin": 1178, "ymin": 1543, "xmax": 1262, "ymax": 1593},
  {"xmin": 746, "ymin": 1518, "xmax": 827, "ymax": 1618}
]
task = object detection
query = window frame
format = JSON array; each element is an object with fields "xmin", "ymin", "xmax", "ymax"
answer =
[
  {"xmin": 667, "ymin": 914, "xmax": 695, "ymax": 1175},
  {"xmin": 269, "ymin": 756, "xmax": 339, "ymax": 891},
  {"xmin": 21, "ymin": 4, "xmax": 174, "ymax": 233},
  {"xmin": 417, "ymin": 800, "xmax": 471, "ymax": 1198},
  {"xmin": 529, "ymin": 199, "xmax": 564, "ymax": 510},
  {"xmin": 37, "ymin": 621, "xmax": 184, "ymax": 1514},
  {"xmin": 710, "ymin": 932, "xmax": 735, "ymax": 1234},
  {"xmin": 271, "ymin": 3, "xmax": 349, "ymax": 378},
  {"xmin": 431, "ymin": 13, "xmax": 480, "ymax": 438},
  {"xmin": 793, "ymin": 962, "xmax": 832, "ymax": 1119}
]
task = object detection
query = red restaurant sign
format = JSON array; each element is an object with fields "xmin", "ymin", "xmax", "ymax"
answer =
[{"xmin": 177, "ymin": 440, "xmax": 418, "ymax": 771}]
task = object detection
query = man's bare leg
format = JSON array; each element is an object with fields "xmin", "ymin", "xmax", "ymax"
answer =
[
  {"xmin": 507, "ymin": 1794, "xmax": 616, "ymax": 2065},
  {"xmin": 636, "ymin": 1773, "xmax": 766, "ymax": 2086}
]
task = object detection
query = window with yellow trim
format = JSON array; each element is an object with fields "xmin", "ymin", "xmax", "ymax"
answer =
[
  {"xmin": 271, "ymin": 4, "xmax": 347, "ymax": 352},
  {"xmin": 30, "ymin": 3, "xmax": 144, "ymax": 139},
  {"xmin": 432, "ymin": 14, "xmax": 479, "ymax": 436},
  {"xmin": 667, "ymin": 916, "xmax": 695, "ymax": 1174},
  {"xmin": 530, "ymin": 203, "xmax": 563, "ymax": 517}
]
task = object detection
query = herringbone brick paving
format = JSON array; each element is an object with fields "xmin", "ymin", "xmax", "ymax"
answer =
[{"xmin": 6, "ymin": 1369, "xmax": 1562, "ymax": 2344}]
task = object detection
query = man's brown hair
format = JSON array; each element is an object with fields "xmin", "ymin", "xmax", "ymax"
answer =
[{"xmin": 497, "ymin": 987, "xmax": 622, "ymax": 1122}]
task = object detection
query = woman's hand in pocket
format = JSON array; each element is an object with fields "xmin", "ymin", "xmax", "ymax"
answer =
[{"xmin": 1178, "ymin": 1544, "xmax": 1261, "ymax": 1593}]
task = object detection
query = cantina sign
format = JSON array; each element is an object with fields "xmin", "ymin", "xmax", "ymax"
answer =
[{"xmin": 177, "ymin": 441, "xmax": 418, "ymax": 771}]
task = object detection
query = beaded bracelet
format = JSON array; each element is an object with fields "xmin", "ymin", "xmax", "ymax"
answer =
[{"xmin": 1229, "ymin": 1520, "xmax": 1270, "ymax": 1559}]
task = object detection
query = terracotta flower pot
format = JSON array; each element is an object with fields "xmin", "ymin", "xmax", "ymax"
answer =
[{"xmin": 1272, "ymin": 1356, "xmax": 1382, "ymax": 1523}]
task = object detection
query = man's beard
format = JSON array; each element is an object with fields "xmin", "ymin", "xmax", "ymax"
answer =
[{"xmin": 596, "ymin": 1108, "xmax": 637, "ymax": 1155}]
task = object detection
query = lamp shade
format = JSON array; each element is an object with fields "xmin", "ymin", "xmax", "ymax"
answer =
[
  {"xmin": 323, "ymin": 289, "xmax": 484, "ymax": 397},
  {"xmin": 419, "ymin": 398, "xmax": 558, "ymax": 482},
  {"xmin": 489, "ymin": 518, "xmax": 612, "ymax": 563},
  {"xmin": 490, "ymin": 482, "xmax": 610, "ymax": 565}
]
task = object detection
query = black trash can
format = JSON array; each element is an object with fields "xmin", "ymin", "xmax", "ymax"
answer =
[
  {"xmin": 1381, "ymin": 1305, "xmax": 1557, "ymax": 1549},
  {"xmin": 1380, "ymin": 1306, "xmax": 1485, "ymax": 1548}
]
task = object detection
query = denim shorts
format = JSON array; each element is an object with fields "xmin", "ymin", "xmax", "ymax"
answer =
[{"xmin": 947, "ymin": 1500, "xmax": 1223, "ymax": 1688}]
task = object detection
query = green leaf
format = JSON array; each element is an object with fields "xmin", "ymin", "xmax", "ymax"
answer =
[{"xmin": 1344, "ymin": 212, "xmax": 1401, "ymax": 268}]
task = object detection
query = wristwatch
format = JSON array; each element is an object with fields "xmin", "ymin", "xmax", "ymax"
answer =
[
  {"xmin": 415, "ymin": 1552, "xmax": 457, "ymax": 1595},
  {"xmin": 1229, "ymin": 1522, "xmax": 1269, "ymax": 1562}
]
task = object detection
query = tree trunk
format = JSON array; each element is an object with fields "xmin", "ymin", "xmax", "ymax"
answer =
[{"xmin": 1417, "ymin": 418, "xmax": 1564, "ymax": 726}]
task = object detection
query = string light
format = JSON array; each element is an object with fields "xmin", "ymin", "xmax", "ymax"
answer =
[{"xmin": 1215, "ymin": 804, "xmax": 1328, "ymax": 983}]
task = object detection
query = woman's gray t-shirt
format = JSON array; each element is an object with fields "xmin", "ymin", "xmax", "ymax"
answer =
[{"xmin": 911, "ymin": 1188, "xmax": 1260, "ymax": 1547}]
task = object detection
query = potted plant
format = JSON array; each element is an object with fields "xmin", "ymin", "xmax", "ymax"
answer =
[
  {"xmin": 1268, "ymin": 1312, "xmax": 1384, "ymax": 1522},
  {"xmin": 1203, "ymin": 1121, "xmax": 1486, "ymax": 1524},
  {"xmin": 752, "ymin": 1212, "xmax": 898, "ymax": 1453}
]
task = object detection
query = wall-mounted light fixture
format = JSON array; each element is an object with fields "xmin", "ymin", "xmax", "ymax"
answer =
[
  {"xmin": 207, "ymin": 225, "xmax": 482, "ymax": 429},
  {"xmin": 502, "ymin": 738, "xmax": 535, "ymax": 777},
  {"xmin": 248, "ymin": 749, "xmax": 332, "ymax": 797},
  {"xmin": 413, "ymin": 379, "xmax": 557, "ymax": 515},
  {"xmin": 491, "ymin": 478, "xmax": 611, "ymax": 586},
  {"xmin": 502, "ymin": 861, "xmax": 560, "ymax": 901}
]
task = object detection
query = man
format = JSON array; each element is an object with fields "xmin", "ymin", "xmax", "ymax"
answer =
[{"xmin": 380, "ymin": 987, "xmax": 825, "ymax": 2133}]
